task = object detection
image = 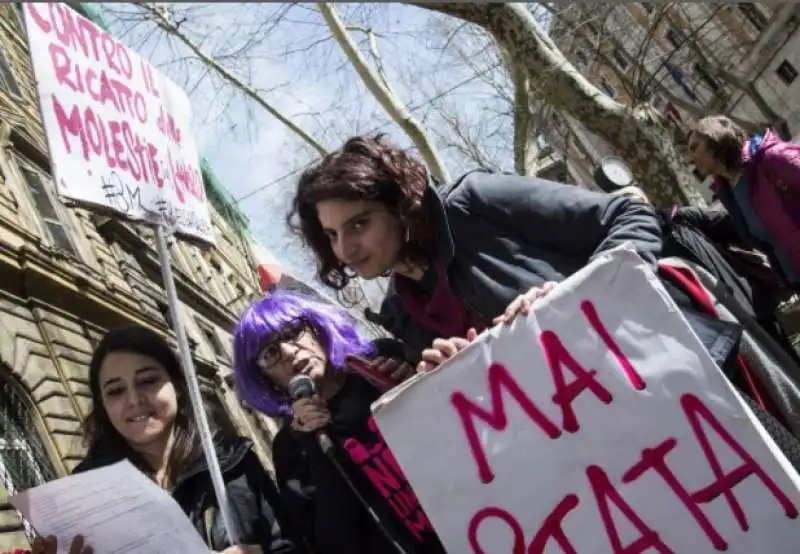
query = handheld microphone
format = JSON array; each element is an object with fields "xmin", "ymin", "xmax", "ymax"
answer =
[
  {"xmin": 287, "ymin": 374, "xmax": 335, "ymax": 456},
  {"xmin": 287, "ymin": 377, "xmax": 408, "ymax": 553}
]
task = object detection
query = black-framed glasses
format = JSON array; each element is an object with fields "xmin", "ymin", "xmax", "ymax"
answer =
[{"xmin": 256, "ymin": 319, "xmax": 311, "ymax": 370}]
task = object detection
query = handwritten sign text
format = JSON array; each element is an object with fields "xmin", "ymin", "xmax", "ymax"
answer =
[
  {"xmin": 23, "ymin": 4, "xmax": 213, "ymax": 242},
  {"xmin": 374, "ymin": 247, "xmax": 800, "ymax": 553}
]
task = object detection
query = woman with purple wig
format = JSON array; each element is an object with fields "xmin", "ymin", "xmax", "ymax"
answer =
[{"xmin": 233, "ymin": 290, "xmax": 459, "ymax": 554}]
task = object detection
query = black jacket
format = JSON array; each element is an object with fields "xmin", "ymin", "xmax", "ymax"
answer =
[
  {"xmin": 660, "ymin": 206, "xmax": 756, "ymax": 317},
  {"xmin": 367, "ymin": 170, "xmax": 664, "ymax": 361},
  {"xmin": 74, "ymin": 436, "xmax": 301, "ymax": 553},
  {"xmin": 712, "ymin": 183, "xmax": 800, "ymax": 292},
  {"xmin": 272, "ymin": 371, "xmax": 446, "ymax": 554}
]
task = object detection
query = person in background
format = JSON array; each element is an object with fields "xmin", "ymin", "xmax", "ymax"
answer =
[
  {"xmin": 287, "ymin": 134, "xmax": 663, "ymax": 362},
  {"xmin": 688, "ymin": 115, "xmax": 800, "ymax": 292},
  {"xmin": 233, "ymin": 290, "xmax": 464, "ymax": 554},
  {"xmin": 31, "ymin": 325, "xmax": 300, "ymax": 554}
]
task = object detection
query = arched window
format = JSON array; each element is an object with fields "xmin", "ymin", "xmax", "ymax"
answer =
[{"xmin": 0, "ymin": 373, "xmax": 58, "ymax": 542}]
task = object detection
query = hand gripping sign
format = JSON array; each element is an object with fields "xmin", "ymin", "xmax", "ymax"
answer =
[{"xmin": 372, "ymin": 245, "xmax": 800, "ymax": 554}]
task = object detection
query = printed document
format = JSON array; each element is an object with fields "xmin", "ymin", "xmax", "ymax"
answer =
[{"xmin": 10, "ymin": 460, "xmax": 210, "ymax": 553}]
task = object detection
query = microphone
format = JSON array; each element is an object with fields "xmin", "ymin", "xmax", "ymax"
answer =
[
  {"xmin": 287, "ymin": 374, "xmax": 335, "ymax": 456},
  {"xmin": 287, "ymin": 378, "xmax": 408, "ymax": 553}
]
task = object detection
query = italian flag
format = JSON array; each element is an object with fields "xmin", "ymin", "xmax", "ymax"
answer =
[{"xmin": 245, "ymin": 237, "xmax": 321, "ymax": 299}]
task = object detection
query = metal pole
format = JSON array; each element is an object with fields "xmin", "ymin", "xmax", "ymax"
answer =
[{"xmin": 154, "ymin": 224, "xmax": 240, "ymax": 545}]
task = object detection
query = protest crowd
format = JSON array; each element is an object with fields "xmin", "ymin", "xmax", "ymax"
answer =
[
  {"xmin": 22, "ymin": 121, "xmax": 800, "ymax": 554},
  {"xmin": 8, "ymin": 3, "xmax": 800, "ymax": 554}
]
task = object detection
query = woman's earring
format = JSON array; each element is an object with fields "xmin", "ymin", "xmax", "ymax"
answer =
[{"xmin": 404, "ymin": 226, "xmax": 411, "ymax": 243}]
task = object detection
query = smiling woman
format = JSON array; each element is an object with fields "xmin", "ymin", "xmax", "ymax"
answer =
[{"xmin": 29, "ymin": 325, "xmax": 302, "ymax": 554}]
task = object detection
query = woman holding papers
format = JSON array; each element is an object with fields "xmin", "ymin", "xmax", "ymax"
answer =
[
  {"xmin": 31, "ymin": 325, "xmax": 301, "ymax": 554},
  {"xmin": 233, "ymin": 290, "xmax": 453, "ymax": 554},
  {"xmin": 287, "ymin": 134, "xmax": 663, "ymax": 363}
]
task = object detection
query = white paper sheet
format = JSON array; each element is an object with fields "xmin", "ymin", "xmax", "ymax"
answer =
[{"xmin": 10, "ymin": 460, "xmax": 210, "ymax": 553}]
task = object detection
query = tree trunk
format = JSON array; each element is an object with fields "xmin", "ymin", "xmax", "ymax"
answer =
[
  {"xmin": 508, "ymin": 56, "xmax": 536, "ymax": 176},
  {"xmin": 318, "ymin": 3, "xmax": 451, "ymax": 183},
  {"xmin": 414, "ymin": 2, "xmax": 705, "ymax": 208}
]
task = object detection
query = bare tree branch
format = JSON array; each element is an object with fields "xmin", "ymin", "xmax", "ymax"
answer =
[
  {"xmin": 317, "ymin": 3, "xmax": 451, "ymax": 183},
  {"xmin": 134, "ymin": 2, "xmax": 330, "ymax": 156},
  {"xmin": 413, "ymin": 2, "xmax": 704, "ymax": 208}
]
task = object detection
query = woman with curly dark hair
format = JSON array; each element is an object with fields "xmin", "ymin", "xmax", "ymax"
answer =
[{"xmin": 288, "ymin": 134, "xmax": 664, "ymax": 362}]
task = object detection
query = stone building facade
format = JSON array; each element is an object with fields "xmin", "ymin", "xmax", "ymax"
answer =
[
  {"xmin": 532, "ymin": 2, "xmax": 800, "ymax": 340},
  {"xmin": 0, "ymin": 3, "xmax": 281, "ymax": 550},
  {"xmin": 534, "ymin": 3, "xmax": 800, "ymax": 195}
]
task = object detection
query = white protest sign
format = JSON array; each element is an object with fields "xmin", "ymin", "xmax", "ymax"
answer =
[
  {"xmin": 23, "ymin": 4, "xmax": 214, "ymax": 244},
  {"xmin": 373, "ymin": 246, "xmax": 800, "ymax": 554}
]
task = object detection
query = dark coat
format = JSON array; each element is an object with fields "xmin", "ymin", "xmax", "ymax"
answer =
[
  {"xmin": 710, "ymin": 129, "xmax": 800, "ymax": 290},
  {"xmin": 74, "ymin": 436, "xmax": 302, "ymax": 553},
  {"xmin": 271, "ymin": 340, "xmax": 446, "ymax": 554},
  {"xmin": 366, "ymin": 170, "xmax": 664, "ymax": 361}
]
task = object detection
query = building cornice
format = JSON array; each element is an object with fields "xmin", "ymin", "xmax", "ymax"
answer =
[
  {"xmin": 0, "ymin": 238, "xmax": 160, "ymax": 332},
  {"xmin": 95, "ymin": 219, "xmax": 241, "ymax": 330}
]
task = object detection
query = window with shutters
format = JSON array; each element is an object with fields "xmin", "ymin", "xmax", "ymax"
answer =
[
  {"xmin": 776, "ymin": 60, "xmax": 798, "ymax": 86},
  {"xmin": 0, "ymin": 45, "xmax": 21, "ymax": 98},
  {"xmin": 665, "ymin": 28, "xmax": 685, "ymax": 50},
  {"xmin": 694, "ymin": 63, "xmax": 721, "ymax": 93},
  {"xmin": 198, "ymin": 321, "xmax": 227, "ymax": 360},
  {"xmin": 19, "ymin": 165, "xmax": 78, "ymax": 256},
  {"xmin": 599, "ymin": 74, "xmax": 618, "ymax": 99},
  {"xmin": 612, "ymin": 48, "xmax": 630, "ymax": 72},
  {"xmin": 12, "ymin": 3, "xmax": 27, "ymax": 36},
  {"xmin": 738, "ymin": 4, "xmax": 768, "ymax": 32},
  {"xmin": 575, "ymin": 48, "xmax": 589, "ymax": 71}
]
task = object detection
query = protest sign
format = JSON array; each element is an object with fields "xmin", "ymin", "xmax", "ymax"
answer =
[
  {"xmin": 22, "ymin": 3, "xmax": 213, "ymax": 243},
  {"xmin": 373, "ymin": 246, "xmax": 800, "ymax": 553}
]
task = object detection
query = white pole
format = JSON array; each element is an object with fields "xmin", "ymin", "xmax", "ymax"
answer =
[{"xmin": 154, "ymin": 223, "xmax": 240, "ymax": 545}]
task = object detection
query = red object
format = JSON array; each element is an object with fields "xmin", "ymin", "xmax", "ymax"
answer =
[
  {"xmin": 256, "ymin": 262, "xmax": 283, "ymax": 293},
  {"xmin": 657, "ymin": 262, "xmax": 779, "ymax": 419},
  {"xmin": 246, "ymin": 239, "xmax": 284, "ymax": 294},
  {"xmin": 346, "ymin": 356, "xmax": 396, "ymax": 391}
]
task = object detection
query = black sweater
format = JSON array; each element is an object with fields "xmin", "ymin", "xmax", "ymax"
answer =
[{"xmin": 272, "ymin": 372, "xmax": 446, "ymax": 554}]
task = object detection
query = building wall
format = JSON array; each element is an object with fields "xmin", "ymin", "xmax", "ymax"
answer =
[
  {"xmin": 544, "ymin": 3, "xmax": 800, "ymax": 193},
  {"xmin": 0, "ymin": 5, "xmax": 280, "ymax": 550}
]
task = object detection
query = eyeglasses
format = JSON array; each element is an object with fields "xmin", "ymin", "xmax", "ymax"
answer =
[{"xmin": 256, "ymin": 320, "xmax": 311, "ymax": 370}]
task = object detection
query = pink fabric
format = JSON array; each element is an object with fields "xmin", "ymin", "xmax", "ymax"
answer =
[
  {"xmin": 395, "ymin": 265, "xmax": 487, "ymax": 339},
  {"xmin": 711, "ymin": 129, "xmax": 800, "ymax": 276}
]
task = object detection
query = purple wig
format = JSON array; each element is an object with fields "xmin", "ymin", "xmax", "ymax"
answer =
[{"xmin": 233, "ymin": 289, "xmax": 375, "ymax": 417}]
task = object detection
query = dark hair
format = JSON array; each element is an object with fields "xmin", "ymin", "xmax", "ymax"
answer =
[
  {"xmin": 690, "ymin": 116, "xmax": 749, "ymax": 173},
  {"xmin": 288, "ymin": 134, "xmax": 435, "ymax": 290},
  {"xmin": 84, "ymin": 325, "xmax": 202, "ymax": 481}
]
